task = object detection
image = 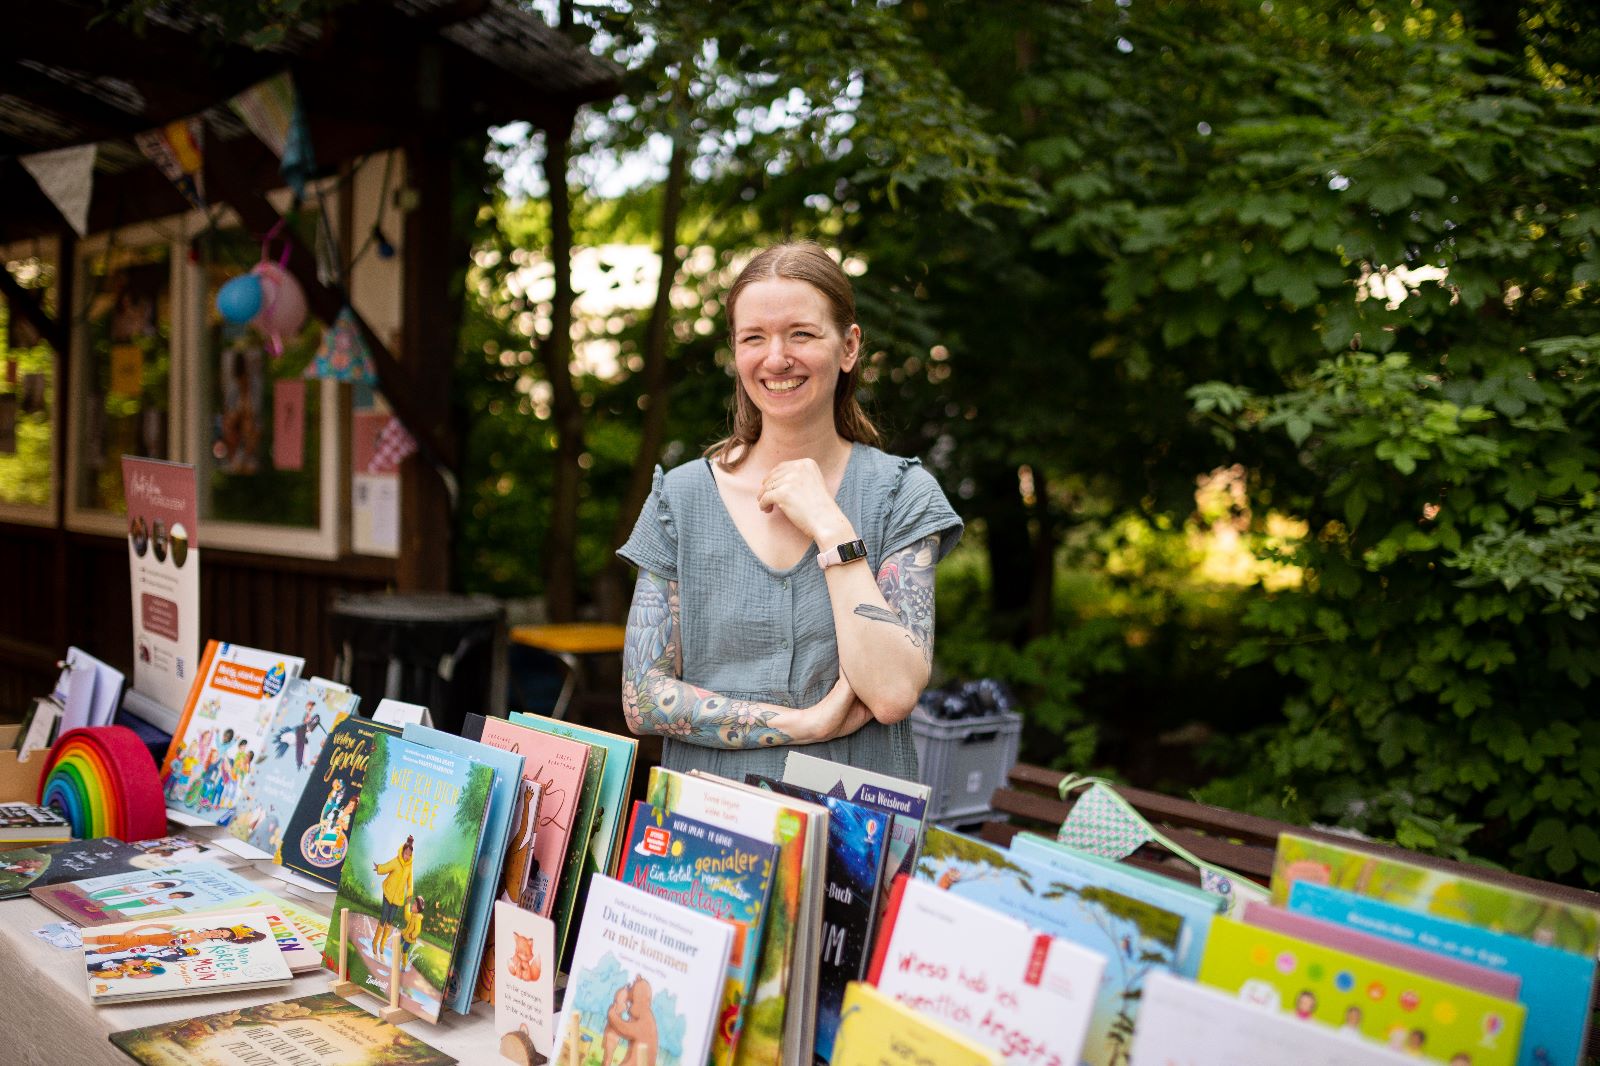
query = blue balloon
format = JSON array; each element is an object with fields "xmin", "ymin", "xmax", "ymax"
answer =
[{"xmin": 216, "ymin": 273, "xmax": 263, "ymax": 324}]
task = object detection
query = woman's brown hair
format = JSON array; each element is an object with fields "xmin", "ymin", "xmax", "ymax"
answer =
[{"xmin": 706, "ymin": 241, "xmax": 881, "ymax": 468}]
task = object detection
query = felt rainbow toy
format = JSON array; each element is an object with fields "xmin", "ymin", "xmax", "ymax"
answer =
[{"xmin": 38, "ymin": 726, "xmax": 166, "ymax": 841}]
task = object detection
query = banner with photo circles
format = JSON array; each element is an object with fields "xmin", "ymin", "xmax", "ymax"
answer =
[{"xmin": 121, "ymin": 456, "xmax": 199, "ymax": 713}]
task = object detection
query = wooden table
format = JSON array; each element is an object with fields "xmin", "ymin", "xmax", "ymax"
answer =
[{"xmin": 509, "ymin": 624, "xmax": 626, "ymax": 720}]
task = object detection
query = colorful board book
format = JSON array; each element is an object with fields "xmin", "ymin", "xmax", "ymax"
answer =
[
  {"xmin": 749, "ymin": 775, "xmax": 892, "ymax": 1065},
  {"xmin": 325, "ymin": 731, "xmax": 495, "ymax": 1024},
  {"xmin": 33, "ymin": 861, "xmax": 261, "ymax": 927},
  {"xmin": 648, "ymin": 766, "xmax": 816, "ymax": 1066},
  {"xmin": 402, "ymin": 721, "xmax": 522, "ymax": 1014},
  {"xmin": 108, "ymin": 992, "xmax": 458, "ymax": 1066},
  {"xmin": 620, "ymin": 800, "xmax": 780, "ymax": 1066},
  {"xmin": 1271, "ymin": 830, "xmax": 1600, "ymax": 958},
  {"xmin": 832, "ymin": 980, "xmax": 1001, "ymax": 1066},
  {"xmin": 553, "ymin": 874, "xmax": 734, "ymax": 1066},
  {"xmin": 507, "ymin": 710, "xmax": 639, "ymax": 878},
  {"xmin": 0, "ymin": 837, "xmax": 142, "ymax": 898},
  {"xmin": 83, "ymin": 906, "xmax": 294, "ymax": 1002},
  {"xmin": 873, "ymin": 876, "xmax": 1105, "ymax": 1066},
  {"xmin": 1196, "ymin": 915, "xmax": 1527, "ymax": 1065},
  {"xmin": 1241, "ymin": 901, "xmax": 1521, "ymax": 999},
  {"xmin": 161, "ymin": 640, "xmax": 306, "ymax": 826},
  {"xmin": 1009, "ymin": 830, "xmax": 1221, "ymax": 977},
  {"xmin": 1289, "ymin": 879, "xmax": 1596, "ymax": 1066},
  {"xmin": 914, "ymin": 826, "xmax": 1184, "ymax": 1066},
  {"xmin": 1129, "ymin": 971, "xmax": 1418, "ymax": 1066},
  {"xmin": 228, "ymin": 676, "xmax": 356, "ymax": 855},
  {"xmin": 277, "ymin": 715, "xmax": 399, "ymax": 888},
  {"xmin": 782, "ymin": 750, "xmax": 929, "ymax": 885}
]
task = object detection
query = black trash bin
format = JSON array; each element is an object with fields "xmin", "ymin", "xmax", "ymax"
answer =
[{"xmin": 329, "ymin": 592, "xmax": 502, "ymax": 736}]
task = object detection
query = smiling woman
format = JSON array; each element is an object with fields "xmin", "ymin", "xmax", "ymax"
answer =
[{"xmin": 616, "ymin": 241, "xmax": 964, "ymax": 781}]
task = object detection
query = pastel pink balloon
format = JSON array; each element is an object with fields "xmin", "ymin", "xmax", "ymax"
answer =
[{"xmin": 250, "ymin": 261, "xmax": 308, "ymax": 355}]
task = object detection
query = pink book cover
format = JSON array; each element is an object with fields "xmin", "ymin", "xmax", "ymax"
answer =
[
  {"xmin": 478, "ymin": 718, "xmax": 589, "ymax": 919},
  {"xmin": 1240, "ymin": 901, "xmax": 1521, "ymax": 1000}
]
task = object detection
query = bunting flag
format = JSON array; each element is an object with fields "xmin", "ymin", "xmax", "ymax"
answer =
[
  {"xmin": 304, "ymin": 305, "xmax": 377, "ymax": 384},
  {"xmin": 228, "ymin": 71, "xmax": 317, "ymax": 201},
  {"xmin": 19, "ymin": 144, "xmax": 96, "ymax": 236},
  {"xmin": 134, "ymin": 117, "xmax": 205, "ymax": 209},
  {"xmin": 367, "ymin": 415, "xmax": 418, "ymax": 474}
]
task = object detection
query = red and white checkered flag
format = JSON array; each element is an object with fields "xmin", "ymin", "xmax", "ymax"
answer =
[{"xmin": 366, "ymin": 416, "xmax": 418, "ymax": 474}]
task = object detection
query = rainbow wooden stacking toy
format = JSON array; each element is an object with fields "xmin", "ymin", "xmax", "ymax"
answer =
[{"xmin": 38, "ymin": 726, "xmax": 166, "ymax": 841}]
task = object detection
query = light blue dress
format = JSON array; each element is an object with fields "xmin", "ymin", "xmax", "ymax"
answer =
[{"xmin": 618, "ymin": 443, "xmax": 964, "ymax": 781}]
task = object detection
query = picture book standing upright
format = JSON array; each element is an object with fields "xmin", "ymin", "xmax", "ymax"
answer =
[
  {"xmin": 748, "ymin": 775, "xmax": 891, "ymax": 1065},
  {"xmin": 782, "ymin": 751, "xmax": 929, "ymax": 886},
  {"xmin": 507, "ymin": 710, "xmax": 639, "ymax": 878},
  {"xmin": 620, "ymin": 800, "xmax": 779, "ymax": 1066},
  {"xmin": 553, "ymin": 874, "xmax": 734, "ymax": 1066},
  {"xmin": 915, "ymin": 826, "xmax": 1185, "ymax": 1066},
  {"xmin": 160, "ymin": 640, "xmax": 305, "ymax": 826},
  {"xmin": 473, "ymin": 716, "xmax": 597, "ymax": 962},
  {"xmin": 403, "ymin": 721, "xmax": 523, "ymax": 1014},
  {"xmin": 324, "ymin": 731, "xmax": 495, "ymax": 1023},
  {"xmin": 277, "ymin": 715, "xmax": 399, "ymax": 889},
  {"xmin": 229, "ymin": 676, "xmax": 357, "ymax": 856}
]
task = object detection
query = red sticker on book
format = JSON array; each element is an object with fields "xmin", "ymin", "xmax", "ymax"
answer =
[
  {"xmin": 1024, "ymin": 933, "xmax": 1051, "ymax": 987},
  {"xmin": 642, "ymin": 826, "xmax": 671, "ymax": 856}
]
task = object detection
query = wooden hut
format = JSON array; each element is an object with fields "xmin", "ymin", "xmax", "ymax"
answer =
[{"xmin": 0, "ymin": 1, "xmax": 618, "ymax": 710}]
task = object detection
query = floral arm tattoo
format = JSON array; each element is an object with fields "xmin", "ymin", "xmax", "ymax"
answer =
[
  {"xmin": 622, "ymin": 570, "xmax": 794, "ymax": 748},
  {"xmin": 853, "ymin": 534, "xmax": 940, "ymax": 665}
]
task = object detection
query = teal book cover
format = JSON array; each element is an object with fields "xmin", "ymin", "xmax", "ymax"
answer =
[
  {"xmin": 621, "ymin": 800, "xmax": 779, "ymax": 1066},
  {"xmin": 277, "ymin": 715, "xmax": 399, "ymax": 889},
  {"xmin": 1010, "ymin": 831, "xmax": 1220, "ymax": 977},
  {"xmin": 403, "ymin": 722, "xmax": 523, "ymax": 1015},
  {"xmin": 915, "ymin": 826, "xmax": 1185, "ymax": 1066},
  {"xmin": 324, "ymin": 732, "xmax": 495, "ymax": 1024},
  {"xmin": 229, "ymin": 678, "xmax": 358, "ymax": 855}
]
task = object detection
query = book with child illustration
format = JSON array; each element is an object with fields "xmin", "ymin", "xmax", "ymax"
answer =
[
  {"xmin": 83, "ymin": 906, "xmax": 293, "ymax": 1003},
  {"xmin": 228, "ymin": 676, "xmax": 357, "ymax": 856},
  {"xmin": 33, "ymin": 861, "xmax": 261, "ymax": 927},
  {"xmin": 0, "ymin": 837, "xmax": 143, "ymax": 899},
  {"xmin": 277, "ymin": 715, "xmax": 399, "ymax": 889},
  {"xmin": 324, "ymin": 732, "xmax": 495, "ymax": 1024},
  {"xmin": 160, "ymin": 640, "xmax": 306, "ymax": 826}
]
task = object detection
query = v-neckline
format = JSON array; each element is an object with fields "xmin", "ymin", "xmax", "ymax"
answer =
[{"xmin": 704, "ymin": 443, "xmax": 860, "ymax": 576}]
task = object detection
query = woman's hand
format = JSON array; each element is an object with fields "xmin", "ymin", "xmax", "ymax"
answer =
[
  {"xmin": 803, "ymin": 677, "xmax": 874, "ymax": 743},
  {"xmin": 758, "ymin": 458, "xmax": 851, "ymax": 545}
]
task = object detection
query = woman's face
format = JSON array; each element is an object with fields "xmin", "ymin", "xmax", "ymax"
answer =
[{"xmin": 732, "ymin": 278, "xmax": 859, "ymax": 431}]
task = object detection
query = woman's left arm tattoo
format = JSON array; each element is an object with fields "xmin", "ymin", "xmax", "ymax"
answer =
[{"xmin": 853, "ymin": 534, "xmax": 939, "ymax": 664}]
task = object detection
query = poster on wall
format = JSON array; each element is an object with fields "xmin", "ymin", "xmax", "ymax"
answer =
[{"xmin": 121, "ymin": 456, "xmax": 200, "ymax": 713}]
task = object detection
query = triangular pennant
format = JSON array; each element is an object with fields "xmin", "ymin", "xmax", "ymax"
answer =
[
  {"xmin": 20, "ymin": 144, "xmax": 96, "ymax": 236},
  {"xmin": 227, "ymin": 72, "xmax": 296, "ymax": 158},
  {"xmin": 134, "ymin": 117, "xmax": 205, "ymax": 210},
  {"xmin": 367, "ymin": 416, "xmax": 417, "ymax": 474},
  {"xmin": 304, "ymin": 305, "xmax": 377, "ymax": 384}
]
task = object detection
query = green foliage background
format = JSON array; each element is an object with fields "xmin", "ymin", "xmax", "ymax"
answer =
[{"xmin": 441, "ymin": 0, "xmax": 1600, "ymax": 889}]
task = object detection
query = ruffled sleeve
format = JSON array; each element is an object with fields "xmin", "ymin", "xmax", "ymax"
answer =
[
  {"xmin": 617, "ymin": 465, "xmax": 680, "ymax": 580},
  {"xmin": 883, "ymin": 458, "xmax": 964, "ymax": 562}
]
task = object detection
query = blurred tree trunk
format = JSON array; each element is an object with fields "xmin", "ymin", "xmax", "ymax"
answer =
[
  {"xmin": 540, "ymin": 117, "xmax": 582, "ymax": 621},
  {"xmin": 606, "ymin": 128, "xmax": 689, "ymax": 616}
]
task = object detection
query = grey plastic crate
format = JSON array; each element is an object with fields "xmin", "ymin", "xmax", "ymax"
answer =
[{"xmin": 910, "ymin": 706, "xmax": 1023, "ymax": 822}]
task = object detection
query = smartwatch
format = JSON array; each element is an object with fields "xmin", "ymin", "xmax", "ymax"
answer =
[{"xmin": 817, "ymin": 538, "xmax": 868, "ymax": 569}]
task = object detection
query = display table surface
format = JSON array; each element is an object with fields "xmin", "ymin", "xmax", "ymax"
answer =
[{"xmin": 0, "ymin": 828, "xmax": 502, "ymax": 1066}]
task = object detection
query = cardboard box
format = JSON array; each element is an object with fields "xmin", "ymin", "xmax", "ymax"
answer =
[{"xmin": 0, "ymin": 724, "xmax": 48, "ymax": 802}]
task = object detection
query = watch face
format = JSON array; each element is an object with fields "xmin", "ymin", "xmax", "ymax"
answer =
[{"xmin": 838, "ymin": 539, "xmax": 867, "ymax": 562}]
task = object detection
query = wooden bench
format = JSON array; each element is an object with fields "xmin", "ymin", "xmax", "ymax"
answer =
[{"xmin": 983, "ymin": 762, "xmax": 1600, "ymax": 1059}]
